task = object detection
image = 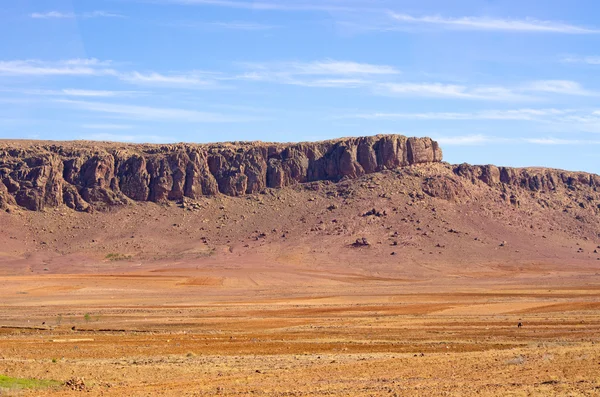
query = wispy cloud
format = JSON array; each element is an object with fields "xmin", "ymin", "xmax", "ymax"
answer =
[
  {"xmin": 389, "ymin": 12, "xmax": 600, "ymax": 34},
  {"xmin": 434, "ymin": 134, "xmax": 499, "ymax": 146},
  {"xmin": 237, "ymin": 59, "xmax": 398, "ymax": 87},
  {"xmin": 0, "ymin": 59, "xmax": 116, "ymax": 76},
  {"xmin": 60, "ymin": 89, "xmax": 138, "ymax": 97},
  {"xmin": 376, "ymin": 79, "xmax": 596, "ymax": 100},
  {"xmin": 30, "ymin": 11, "xmax": 74, "ymax": 19},
  {"xmin": 56, "ymin": 99, "xmax": 260, "ymax": 122},
  {"xmin": 524, "ymin": 137, "xmax": 600, "ymax": 145},
  {"xmin": 208, "ymin": 21, "xmax": 277, "ymax": 30},
  {"xmin": 561, "ymin": 55, "xmax": 600, "ymax": 65},
  {"xmin": 346, "ymin": 108, "xmax": 571, "ymax": 121},
  {"xmin": 342, "ymin": 108, "xmax": 600, "ymax": 134},
  {"xmin": 79, "ymin": 132, "xmax": 173, "ymax": 143},
  {"xmin": 248, "ymin": 60, "xmax": 400, "ymax": 75},
  {"xmin": 0, "ymin": 88, "xmax": 142, "ymax": 97},
  {"xmin": 158, "ymin": 0, "xmax": 364, "ymax": 12},
  {"xmin": 376, "ymin": 82, "xmax": 532, "ymax": 101},
  {"xmin": 31, "ymin": 11, "xmax": 124, "ymax": 19},
  {"xmin": 119, "ymin": 71, "xmax": 221, "ymax": 88},
  {"xmin": 524, "ymin": 80, "xmax": 596, "ymax": 96},
  {"xmin": 434, "ymin": 134, "xmax": 600, "ymax": 146},
  {"xmin": 82, "ymin": 124, "xmax": 134, "ymax": 130},
  {"xmin": 30, "ymin": 11, "xmax": 124, "ymax": 19}
]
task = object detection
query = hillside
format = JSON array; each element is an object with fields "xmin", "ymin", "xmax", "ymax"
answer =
[{"xmin": 0, "ymin": 135, "xmax": 599, "ymax": 282}]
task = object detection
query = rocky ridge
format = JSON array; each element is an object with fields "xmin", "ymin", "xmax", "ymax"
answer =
[
  {"xmin": 1, "ymin": 134, "xmax": 599, "ymax": 215},
  {"xmin": 0, "ymin": 135, "xmax": 441, "ymax": 211}
]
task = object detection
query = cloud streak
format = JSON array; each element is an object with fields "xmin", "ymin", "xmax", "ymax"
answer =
[
  {"xmin": 158, "ymin": 0, "xmax": 364, "ymax": 12},
  {"xmin": 376, "ymin": 83, "xmax": 532, "ymax": 101},
  {"xmin": 562, "ymin": 55, "xmax": 600, "ymax": 65},
  {"xmin": 56, "ymin": 99, "xmax": 260, "ymax": 123},
  {"xmin": 79, "ymin": 132, "xmax": 174, "ymax": 143},
  {"xmin": 208, "ymin": 21, "xmax": 276, "ymax": 30},
  {"xmin": 347, "ymin": 109, "xmax": 571, "ymax": 121},
  {"xmin": 119, "ymin": 71, "xmax": 221, "ymax": 88},
  {"xmin": 389, "ymin": 13, "xmax": 600, "ymax": 34},
  {"xmin": 82, "ymin": 124, "xmax": 135, "ymax": 130},
  {"xmin": 236, "ymin": 59, "xmax": 398, "ymax": 87},
  {"xmin": 434, "ymin": 134, "xmax": 600, "ymax": 146},
  {"xmin": 30, "ymin": 11, "xmax": 124, "ymax": 19},
  {"xmin": 376, "ymin": 80, "xmax": 597, "ymax": 100},
  {"xmin": 0, "ymin": 59, "xmax": 116, "ymax": 77}
]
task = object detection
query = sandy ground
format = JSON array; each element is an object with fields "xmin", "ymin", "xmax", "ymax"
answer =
[{"xmin": 1, "ymin": 264, "xmax": 600, "ymax": 396}]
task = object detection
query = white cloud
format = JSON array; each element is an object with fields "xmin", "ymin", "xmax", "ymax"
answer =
[
  {"xmin": 79, "ymin": 133, "xmax": 173, "ymax": 143},
  {"xmin": 158, "ymin": 0, "xmax": 360, "ymax": 12},
  {"xmin": 434, "ymin": 134, "xmax": 499, "ymax": 146},
  {"xmin": 562, "ymin": 55, "xmax": 600, "ymax": 65},
  {"xmin": 119, "ymin": 71, "xmax": 220, "ymax": 88},
  {"xmin": 524, "ymin": 80, "xmax": 596, "ymax": 96},
  {"xmin": 236, "ymin": 60, "xmax": 398, "ymax": 87},
  {"xmin": 82, "ymin": 124, "xmax": 134, "ymax": 130},
  {"xmin": 348, "ymin": 108, "xmax": 570, "ymax": 121},
  {"xmin": 0, "ymin": 88, "xmax": 142, "ymax": 98},
  {"xmin": 0, "ymin": 59, "xmax": 116, "ymax": 76},
  {"xmin": 290, "ymin": 60, "xmax": 399, "ymax": 75},
  {"xmin": 207, "ymin": 21, "xmax": 277, "ymax": 30},
  {"xmin": 57, "ymin": 99, "xmax": 260, "ymax": 122},
  {"xmin": 389, "ymin": 13, "xmax": 600, "ymax": 34},
  {"xmin": 31, "ymin": 11, "xmax": 74, "ymax": 19},
  {"xmin": 289, "ymin": 78, "xmax": 369, "ymax": 88},
  {"xmin": 377, "ymin": 82, "xmax": 532, "ymax": 101},
  {"xmin": 246, "ymin": 60, "xmax": 399, "ymax": 76},
  {"xmin": 525, "ymin": 137, "xmax": 600, "ymax": 145},
  {"xmin": 377, "ymin": 79, "xmax": 597, "ymax": 100},
  {"xmin": 433, "ymin": 135, "xmax": 600, "ymax": 146},
  {"xmin": 81, "ymin": 11, "xmax": 124, "ymax": 18},
  {"xmin": 30, "ymin": 11, "xmax": 124, "ymax": 19},
  {"xmin": 60, "ymin": 89, "xmax": 137, "ymax": 97}
]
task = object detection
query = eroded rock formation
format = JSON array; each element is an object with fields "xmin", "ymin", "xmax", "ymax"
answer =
[
  {"xmin": 0, "ymin": 135, "xmax": 442, "ymax": 211},
  {"xmin": 453, "ymin": 164, "xmax": 600, "ymax": 194}
]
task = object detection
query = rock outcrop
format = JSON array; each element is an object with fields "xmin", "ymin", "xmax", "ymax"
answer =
[
  {"xmin": 0, "ymin": 135, "xmax": 442, "ymax": 211},
  {"xmin": 453, "ymin": 164, "xmax": 600, "ymax": 194}
]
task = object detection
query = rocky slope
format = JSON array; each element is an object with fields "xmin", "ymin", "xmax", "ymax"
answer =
[
  {"xmin": 1, "ymin": 134, "xmax": 599, "ymax": 219},
  {"xmin": 0, "ymin": 135, "xmax": 441, "ymax": 211}
]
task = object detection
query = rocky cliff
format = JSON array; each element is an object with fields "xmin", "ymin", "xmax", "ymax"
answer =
[{"xmin": 0, "ymin": 135, "xmax": 442, "ymax": 211}]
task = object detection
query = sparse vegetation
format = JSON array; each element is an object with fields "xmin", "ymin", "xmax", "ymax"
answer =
[
  {"xmin": 105, "ymin": 253, "xmax": 132, "ymax": 261},
  {"xmin": 84, "ymin": 313, "xmax": 91, "ymax": 323},
  {"xmin": 0, "ymin": 375, "xmax": 60, "ymax": 390}
]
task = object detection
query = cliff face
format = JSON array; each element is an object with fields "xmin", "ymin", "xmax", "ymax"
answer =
[
  {"xmin": 453, "ymin": 164, "xmax": 600, "ymax": 194},
  {"xmin": 0, "ymin": 135, "xmax": 442, "ymax": 211}
]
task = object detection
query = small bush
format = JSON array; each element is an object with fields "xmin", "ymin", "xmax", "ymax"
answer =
[{"xmin": 105, "ymin": 253, "xmax": 132, "ymax": 261}]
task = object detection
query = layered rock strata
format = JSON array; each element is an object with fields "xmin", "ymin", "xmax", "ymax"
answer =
[{"xmin": 0, "ymin": 135, "xmax": 442, "ymax": 211}]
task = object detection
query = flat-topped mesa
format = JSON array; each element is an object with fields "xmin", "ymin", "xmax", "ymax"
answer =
[{"xmin": 0, "ymin": 135, "xmax": 442, "ymax": 211}]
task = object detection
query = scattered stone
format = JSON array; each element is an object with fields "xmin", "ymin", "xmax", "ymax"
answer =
[
  {"xmin": 65, "ymin": 377, "xmax": 86, "ymax": 391},
  {"xmin": 363, "ymin": 208, "xmax": 386, "ymax": 217},
  {"xmin": 352, "ymin": 238, "xmax": 370, "ymax": 247}
]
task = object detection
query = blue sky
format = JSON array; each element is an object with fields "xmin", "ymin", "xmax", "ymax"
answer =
[{"xmin": 1, "ymin": 0, "xmax": 599, "ymax": 173}]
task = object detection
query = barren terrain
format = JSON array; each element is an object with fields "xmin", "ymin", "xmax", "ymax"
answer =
[{"xmin": 1, "ymin": 138, "xmax": 600, "ymax": 395}]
